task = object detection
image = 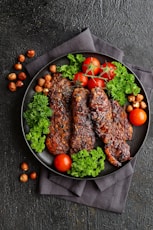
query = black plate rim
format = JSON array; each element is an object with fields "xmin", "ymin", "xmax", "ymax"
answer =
[{"xmin": 21, "ymin": 50, "xmax": 151, "ymax": 181}]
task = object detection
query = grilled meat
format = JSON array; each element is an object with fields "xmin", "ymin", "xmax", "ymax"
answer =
[
  {"xmin": 46, "ymin": 74, "xmax": 73, "ymax": 155},
  {"xmin": 89, "ymin": 87, "xmax": 132, "ymax": 167},
  {"xmin": 70, "ymin": 87, "xmax": 96, "ymax": 154}
]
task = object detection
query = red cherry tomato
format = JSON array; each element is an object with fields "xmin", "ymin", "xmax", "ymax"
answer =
[
  {"xmin": 54, "ymin": 153, "xmax": 72, "ymax": 172},
  {"xmin": 129, "ymin": 108, "xmax": 147, "ymax": 126},
  {"xmin": 87, "ymin": 78, "xmax": 105, "ymax": 90},
  {"xmin": 99, "ymin": 62, "xmax": 116, "ymax": 80},
  {"xmin": 82, "ymin": 57, "xmax": 101, "ymax": 75},
  {"xmin": 73, "ymin": 72, "xmax": 88, "ymax": 87}
]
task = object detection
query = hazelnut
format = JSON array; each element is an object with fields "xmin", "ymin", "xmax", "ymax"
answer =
[
  {"xmin": 38, "ymin": 78, "xmax": 45, "ymax": 87},
  {"xmin": 126, "ymin": 105, "xmax": 133, "ymax": 112},
  {"xmin": 16, "ymin": 80, "xmax": 24, "ymax": 88},
  {"xmin": 7, "ymin": 73, "xmax": 17, "ymax": 81},
  {"xmin": 136, "ymin": 94, "xmax": 144, "ymax": 102},
  {"xmin": 43, "ymin": 88, "xmax": 49, "ymax": 95},
  {"xmin": 128, "ymin": 95, "xmax": 135, "ymax": 102},
  {"xmin": 20, "ymin": 162, "xmax": 29, "ymax": 171},
  {"xmin": 140, "ymin": 101, "xmax": 147, "ymax": 109},
  {"xmin": 27, "ymin": 49, "xmax": 35, "ymax": 58},
  {"xmin": 8, "ymin": 82, "xmax": 17, "ymax": 92},
  {"xmin": 132, "ymin": 101, "xmax": 140, "ymax": 108},
  {"xmin": 18, "ymin": 54, "xmax": 25, "ymax": 63},
  {"xmin": 49, "ymin": 64, "xmax": 56, "ymax": 73},
  {"xmin": 18, "ymin": 72, "xmax": 27, "ymax": 81},
  {"xmin": 19, "ymin": 173, "xmax": 28, "ymax": 183},
  {"xmin": 44, "ymin": 81, "xmax": 52, "ymax": 89},
  {"xmin": 14, "ymin": 63, "xmax": 22, "ymax": 70},
  {"xmin": 35, "ymin": 85, "xmax": 43, "ymax": 92},
  {"xmin": 44, "ymin": 74, "xmax": 52, "ymax": 82},
  {"xmin": 29, "ymin": 172, "xmax": 37, "ymax": 180}
]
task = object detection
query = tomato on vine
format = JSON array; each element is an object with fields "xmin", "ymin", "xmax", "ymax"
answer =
[
  {"xmin": 73, "ymin": 72, "xmax": 88, "ymax": 86},
  {"xmin": 87, "ymin": 78, "xmax": 105, "ymax": 90},
  {"xmin": 82, "ymin": 57, "xmax": 101, "ymax": 75},
  {"xmin": 54, "ymin": 153, "xmax": 72, "ymax": 173},
  {"xmin": 99, "ymin": 62, "xmax": 116, "ymax": 80}
]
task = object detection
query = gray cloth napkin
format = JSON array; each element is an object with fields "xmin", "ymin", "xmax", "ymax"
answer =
[{"xmin": 25, "ymin": 28, "xmax": 152, "ymax": 213}]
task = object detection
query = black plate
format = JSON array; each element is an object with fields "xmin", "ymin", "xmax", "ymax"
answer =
[{"xmin": 21, "ymin": 51, "xmax": 150, "ymax": 180}]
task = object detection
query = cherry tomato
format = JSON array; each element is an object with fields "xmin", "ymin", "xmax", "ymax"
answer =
[
  {"xmin": 129, "ymin": 108, "xmax": 147, "ymax": 126},
  {"xmin": 82, "ymin": 57, "xmax": 101, "ymax": 75},
  {"xmin": 87, "ymin": 78, "xmax": 105, "ymax": 90},
  {"xmin": 99, "ymin": 62, "xmax": 116, "ymax": 80},
  {"xmin": 54, "ymin": 153, "xmax": 72, "ymax": 172},
  {"xmin": 73, "ymin": 72, "xmax": 88, "ymax": 87}
]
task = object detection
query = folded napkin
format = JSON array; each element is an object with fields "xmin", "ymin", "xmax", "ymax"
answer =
[{"xmin": 25, "ymin": 28, "xmax": 152, "ymax": 213}]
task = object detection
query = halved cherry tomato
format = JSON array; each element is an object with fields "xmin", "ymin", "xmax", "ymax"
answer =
[
  {"xmin": 82, "ymin": 57, "xmax": 101, "ymax": 75},
  {"xmin": 99, "ymin": 62, "xmax": 116, "ymax": 80},
  {"xmin": 73, "ymin": 72, "xmax": 88, "ymax": 87},
  {"xmin": 129, "ymin": 108, "xmax": 147, "ymax": 126},
  {"xmin": 54, "ymin": 153, "xmax": 72, "ymax": 173},
  {"xmin": 87, "ymin": 78, "xmax": 105, "ymax": 90}
]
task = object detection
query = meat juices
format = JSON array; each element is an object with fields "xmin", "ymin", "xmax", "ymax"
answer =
[
  {"xmin": 46, "ymin": 74, "xmax": 73, "ymax": 155},
  {"xmin": 70, "ymin": 88, "xmax": 96, "ymax": 154},
  {"xmin": 89, "ymin": 87, "xmax": 133, "ymax": 167}
]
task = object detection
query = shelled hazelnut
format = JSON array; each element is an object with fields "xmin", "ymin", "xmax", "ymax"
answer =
[
  {"xmin": 29, "ymin": 172, "xmax": 37, "ymax": 180},
  {"xmin": 16, "ymin": 80, "xmax": 24, "ymax": 88},
  {"xmin": 20, "ymin": 162, "xmax": 29, "ymax": 171},
  {"xmin": 14, "ymin": 63, "xmax": 22, "ymax": 70},
  {"xmin": 8, "ymin": 82, "xmax": 17, "ymax": 92},
  {"xmin": 27, "ymin": 49, "xmax": 35, "ymax": 58},
  {"xmin": 7, "ymin": 73, "xmax": 17, "ymax": 81},
  {"xmin": 18, "ymin": 72, "xmax": 27, "ymax": 81},
  {"xmin": 18, "ymin": 54, "xmax": 26, "ymax": 63},
  {"xmin": 19, "ymin": 173, "xmax": 28, "ymax": 183},
  {"xmin": 49, "ymin": 64, "xmax": 56, "ymax": 73}
]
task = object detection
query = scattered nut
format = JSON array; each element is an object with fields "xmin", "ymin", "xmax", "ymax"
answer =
[
  {"xmin": 49, "ymin": 64, "xmax": 56, "ymax": 73},
  {"xmin": 19, "ymin": 173, "xmax": 28, "ymax": 183},
  {"xmin": 14, "ymin": 63, "xmax": 22, "ymax": 70},
  {"xmin": 8, "ymin": 82, "xmax": 17, "ymax": 92},
  {"xmin": 38, "ymin": 78, "xmax": 45, "ymax": 87},
  {"xmin": 18, "ymin": 72, "xmax": 27, "ymax": 81},
  {"xmin": 43, "ymin": 88, "xmax": 49, "ymax": 95},
  {"xmin": 128, "ymin": 95, "xmax": 135, "ymax": 102},
  {"xmin": 18, "ymin": 54, "xmax": 26, "ymax": 63},
  {"xmin": 126, "ymin": 105, "xmax": 133, "ymax": 112},
  {"xmin": 7, "ymin": 73, "xmax": 17, "ymax": 81},
  {"xmin": 136, "ymin": 94, "xmax": 144, "ymax": 102},
  {"xmin": 44, "ymin": 74, "xmax": 52, "ymax": 82},
  {"xmin": 29, "ymin": 172, "xmax": 37, "ymax": 180},
  {"xmin": 20, "ymin": 162, "xmax": 29, "ymax": 171},
  {"xmin": 16, "ymin": 80, "xmax": 24, "ymax": 88},
  {"xmin": 27, "ymin": 49, "xmax": 35, "ymax": 58},
  {"xmin": 44, "ymin": 81, "xmax": 52, "ymax": 89},
  {"xmin": 140, "ymin": 101, "xmax": 147, "ymax": 109},
  {"xmin": 35, "ymin": 85, "xmax": 43, "ymax": 92},
  {"xmin": 132, "ymin": 101, "xmax": 140, "ymax": 108}
]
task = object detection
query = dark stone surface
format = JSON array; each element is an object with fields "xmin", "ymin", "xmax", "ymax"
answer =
[{"xmin": 0, "ymin": 0, "xmax": 153, "ymax": 229}]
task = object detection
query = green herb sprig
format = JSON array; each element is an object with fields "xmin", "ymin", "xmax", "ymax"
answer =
[
  {"xmin": 67, "ymin": 147, "xmax": 106, "ymax": 178},
  {"xmin": 23, "ymin": 93, "xmax": 52, "ymax": 153},
  {"xmin": 106, "ymin": 61, "xmax": 141, "ymax": 106},
  {"xmin": 56, "ymin": 53, "xmax": 85, "ymax": 80}
]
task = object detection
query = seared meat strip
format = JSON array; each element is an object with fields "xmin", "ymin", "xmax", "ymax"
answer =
[
  {"xmin": 89, "ymin": 87, "xmax": 132, "ymax": 167},
  {"xmin": 70, "ymin": 88, "xmax": 96, "ymax": 154},
  {"xmin": 46, "ymin": 74, "xmax": 73, "ymax": 155}
]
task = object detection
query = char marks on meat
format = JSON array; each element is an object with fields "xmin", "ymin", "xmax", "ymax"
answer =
[
  {"xmin": 70, "ymin": 88, "xmax": 96, "ymax": 154},
  {"xmin": 89, "ymin": 87, "xmax": 133, "ymax": 167},
  {"xmin": 46, "ymin": 73, "xmax": 73, "ymax": 155}
]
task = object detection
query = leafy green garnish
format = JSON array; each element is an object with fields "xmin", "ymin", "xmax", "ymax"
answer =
[
  {"xmin": 56, "ymin": 53, "xmax": 85, "ymax": 80},
  {"xmin": 106, "ymin": 61, "xmax": 141, "ymax": 106},
  {"xmin": 67, "ymin": 147, "xmax": 106, "ymax": 178},
  {"xmin": 23, "ymin": 93, "xmax": 52, "ymax": 153}
]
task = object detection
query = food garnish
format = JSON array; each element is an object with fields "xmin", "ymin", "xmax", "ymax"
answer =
[
  {"xmin": 106, "ymin": 61, "xmax": 141, "ymax": 106},
  {"xmin": 56, "ymin": 53, "xmax": 85, "ymax": 80},
  {"xmin": 67, "ymin": 147, "xmax": 106, "ymax": 178},
  {"xmin": 23, "ymin": 93, "xmax": 52, "ymax": 153}
]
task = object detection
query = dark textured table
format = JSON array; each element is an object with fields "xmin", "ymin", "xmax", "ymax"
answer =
[{"xmin": 1, "ymin": 1, "xmax": 153, "ymax": 229}]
